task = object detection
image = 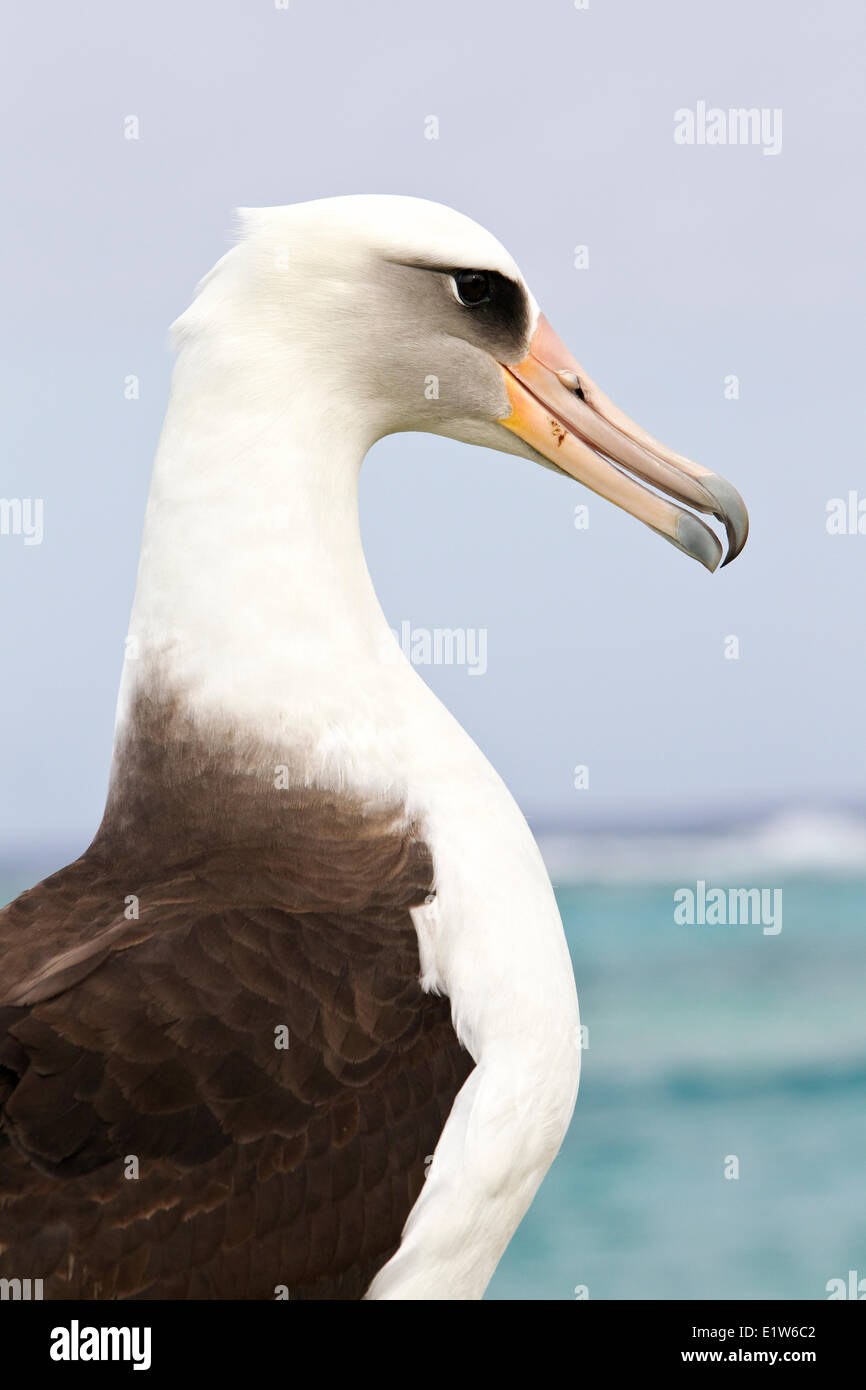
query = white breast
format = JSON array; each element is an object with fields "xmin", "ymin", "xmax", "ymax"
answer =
[{"xmin": 357, "ymin": 663, "xmax": 582, "ymax": 1300}]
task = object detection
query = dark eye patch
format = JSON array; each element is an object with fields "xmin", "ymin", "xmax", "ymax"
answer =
[
  {"xmin": 450, "ymin": 269, "xmax": 530, "ymax": 357},
  {"xmin": 384, "ymin": 257, "xmax": 532, "ymax": 362}
]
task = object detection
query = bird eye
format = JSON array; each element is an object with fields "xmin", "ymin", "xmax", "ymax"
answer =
[{"xmin": 454, "ymin": 270, "xmax": 492, "ymax": 306}]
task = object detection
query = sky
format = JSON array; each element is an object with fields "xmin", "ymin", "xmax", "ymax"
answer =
[{"xmin": 1, "ymin": 0, "xmax": 864, "ymax": 855}]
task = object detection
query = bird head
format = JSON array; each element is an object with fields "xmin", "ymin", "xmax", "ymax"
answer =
[{"xmin": 176, "ymin": 195, "xmax": 747, "ymax": 571}]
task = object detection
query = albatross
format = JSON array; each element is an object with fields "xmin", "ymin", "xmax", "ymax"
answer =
[{"xmin": 0, "ymin": 196, "xmax": 748, "ymax": 1301}]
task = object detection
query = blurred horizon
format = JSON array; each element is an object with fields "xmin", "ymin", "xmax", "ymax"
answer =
[{"xmin": 4, "ymin": 801, "xmax": 866, "ymax": 898}]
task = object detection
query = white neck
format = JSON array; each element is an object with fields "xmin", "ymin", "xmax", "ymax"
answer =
[{"xmin": 117, "ymin": 337, "xmax": 400, "ymax": 754}]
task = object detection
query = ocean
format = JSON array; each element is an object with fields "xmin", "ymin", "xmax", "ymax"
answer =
[{"xmin": 2, "ymin": 810, "xmax": 864, "ymax": 1301}]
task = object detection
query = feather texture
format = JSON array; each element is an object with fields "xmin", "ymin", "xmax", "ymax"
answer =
[{"xmin": 0, "ymin": 687, "xmax": 473, "ymax": 1299}]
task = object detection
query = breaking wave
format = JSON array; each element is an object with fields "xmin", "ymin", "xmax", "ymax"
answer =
[{"xmin": 537, "ymin": 808, "xmax": 866, "ymax": 884}]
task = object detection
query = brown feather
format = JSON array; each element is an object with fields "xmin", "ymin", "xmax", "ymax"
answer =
[{"xmin": 0, "ymin": 684, "xmax": 473, "ymax": 1299}]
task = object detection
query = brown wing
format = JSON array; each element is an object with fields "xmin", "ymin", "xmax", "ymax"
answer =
[{"xmin": 0, "ymin": 791, "xmax": 473, "ymax": 1300}]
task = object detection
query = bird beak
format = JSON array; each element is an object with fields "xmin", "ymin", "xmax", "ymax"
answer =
[{"xmin": 499, "ymin": 315, "xmax": 748, "ymax": 570}]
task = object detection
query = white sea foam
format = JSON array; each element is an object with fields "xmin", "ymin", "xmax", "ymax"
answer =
[{"xmin": 537, "ymin": 808, "xmax": 866, "ymax": 884}]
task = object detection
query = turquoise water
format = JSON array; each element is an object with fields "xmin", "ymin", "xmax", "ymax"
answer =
[
  {"xmin": 2, "ymin": 861, "xmax": 864, "ymax": 1301},
  {"xmin": 488, "ymin": 877, "xmax": 866, "ymax": 1300}
]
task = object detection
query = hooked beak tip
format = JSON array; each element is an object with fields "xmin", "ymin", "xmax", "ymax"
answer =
[
  {"xmin": 673, "ymin": 514, "xmax": 723, "ymax": 573},
  {"xmin": 699, "ymin": 475, "xmax": 750, "ymax": 568}
]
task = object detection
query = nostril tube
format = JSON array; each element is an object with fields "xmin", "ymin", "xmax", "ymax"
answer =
[{"xmin": 556, "ymin": 369, "xmax": 585, "ymax": 401}]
